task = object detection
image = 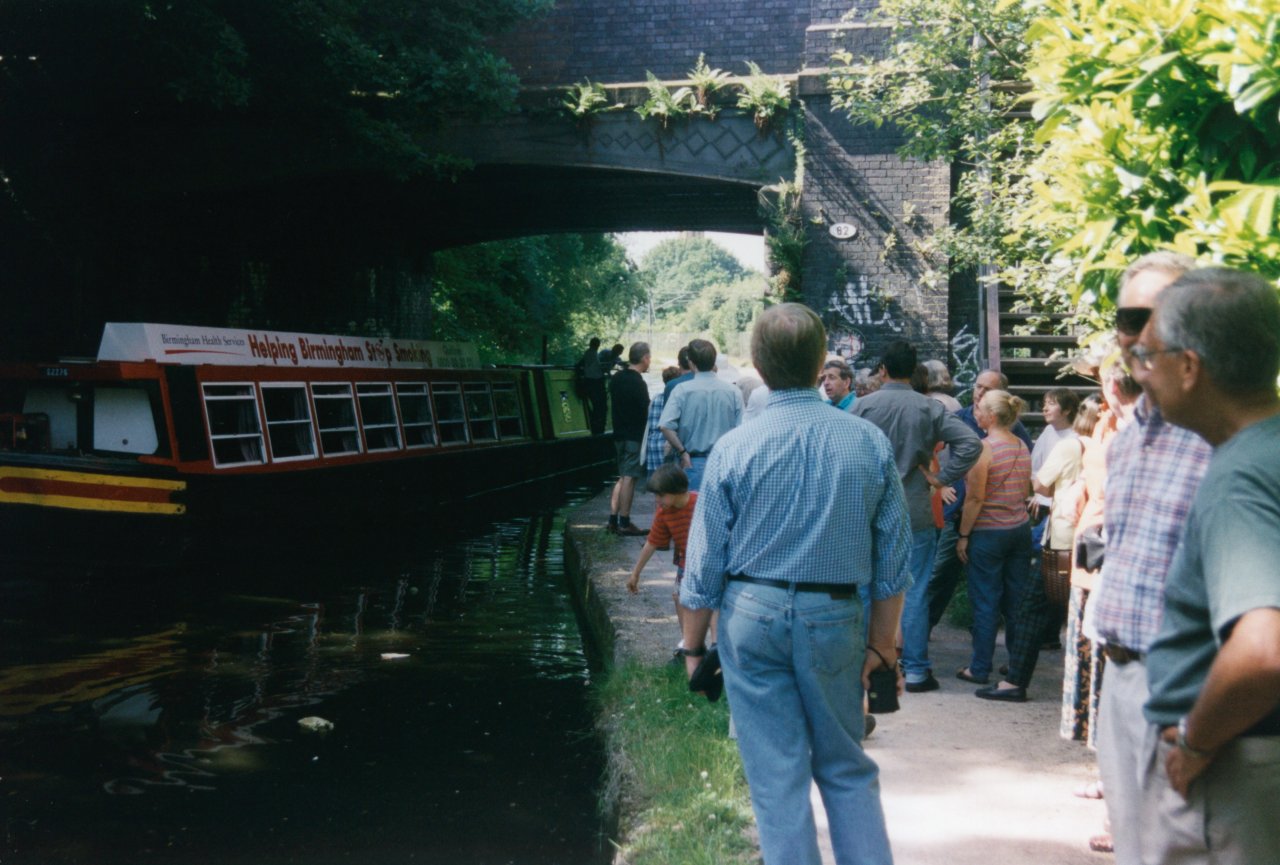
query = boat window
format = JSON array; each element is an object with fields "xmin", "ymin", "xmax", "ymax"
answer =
[
  {"xmin": 93, "ymin": 387, "xmax": 160, "ymax": 455},
  {"xmin": 464, "ymin": 383, "xmax": 497, "ymax": 442},
  {"xmin": 262, "ymin": 384, "xmax": 316, "ymax": 461},
  {"xmin": 431, "ymin": 383, "xmax": 468, "ymax": 445},
  {"xmin": 22, "ymin": 386, "xmax": 80, "ymax": 451},
  {"xmin": 202, "ymin": 383, "xmax": 266, "ymax": 467},
  {"xmin": 356, "ymin": 383, "xmax": 401, "ymax": 452},
  {"xmin": 311, "ymin": 384, "xmax": 362, "ymax": 456},
  {"xmin": 491, "ymin": 382, "xmax": 525, "ymax": 439},
  {"xmin": 396, "ymin": 383, "xmax": 436, "ymax": 448}
]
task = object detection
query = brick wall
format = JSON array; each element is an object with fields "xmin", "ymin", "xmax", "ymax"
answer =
[
  {"xmin": 493, "ymin": 0, "xmax": 809, "ymax": 85},
  {"xmin": 801, "ymin": 97, "xmax": 955, "ymax": 369}
]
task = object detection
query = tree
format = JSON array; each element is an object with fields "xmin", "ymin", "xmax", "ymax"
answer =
[
  {"xmin": 431, "ymin": 235, "xmax": 647, "ymax": 365},
  {"xmin": 1019, "ymin": 0, "xmax": 1280, "ymax": 304},
  {"xmin": 640, "ymin": 236, "xmax": 750, "ymax": 319},
  {"xmin": 680, "ymin": 275, "xmax": 770, "ymax": 351},
  {"xmin": 0, "ymin": 1, "xmax": 553, "ymax": 351},
  {"xmin": 828, "ymin": 0, "xmax": 1280, "ymax": 328}
]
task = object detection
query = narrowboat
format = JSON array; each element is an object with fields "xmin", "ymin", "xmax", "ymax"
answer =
[{"xmin": 0, "ymin": 323, "xmax": 612, "ymax": 566}]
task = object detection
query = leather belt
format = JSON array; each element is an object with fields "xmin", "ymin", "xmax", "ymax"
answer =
[
  {"xmin": 687, "ymin": 450, "xmax": 711, "ymax": 458},
  {"xmin": 1103, "ymin": 643, "xmax": 1144, "ymax": 665},
  {"xmin": 728, "ymin": 574, "xmax": 857, "ymax": 600}
]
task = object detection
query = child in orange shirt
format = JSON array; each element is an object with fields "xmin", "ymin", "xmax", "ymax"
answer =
[{"xmin": 626, "ymin": 464, "xmax": 709, "ymax": 650}]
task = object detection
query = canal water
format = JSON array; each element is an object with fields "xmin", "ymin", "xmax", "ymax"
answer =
[{"xmin": 0, "ymin": 481, "xmax": 611, "ymax": 865}]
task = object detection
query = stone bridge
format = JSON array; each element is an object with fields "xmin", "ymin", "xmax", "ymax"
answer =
[{"xmin": 430, "ymin": 0, "xmax": 981, "ymax": 375}]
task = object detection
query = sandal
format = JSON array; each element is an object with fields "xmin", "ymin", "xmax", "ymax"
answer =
[
  {"xmin": 1088, "ymin": 833, "xmax": 1114, "ymax": 853},
  {"xmin": 956, "ymin": 666, "xmax": 989, "ymax": 684},
  {"xmin": 1073, "ymin": 780, "xmax": 1104, "ymax": 800}
]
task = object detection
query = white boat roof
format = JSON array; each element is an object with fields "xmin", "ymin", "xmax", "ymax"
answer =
[{"xmin": 97, "ymin": 323, "xmax": 480, "ymax": 370}]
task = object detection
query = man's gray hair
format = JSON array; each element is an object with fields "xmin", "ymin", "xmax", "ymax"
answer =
[
  {"xmin": 751, "ymin": 304, "xmax": 826, "ymax": 390},
  {"xmin": 1121, "ymin": 251, "xmax": 1197, "ymax": 291},
  {"xmin": 1154, "ymin": 267, "xmax": 1280, "ymax": 393},
  {"xmin": 628, "ymin": 342, "xmax": 650, "ymax": 365},
  {"xmin": 923, "ymin": 359, "xmax": 952, "ymax": 392}
]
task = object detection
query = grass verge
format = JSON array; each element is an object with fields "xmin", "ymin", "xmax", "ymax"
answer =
[{"xmin": 595, "ymin": 661, "xmax": 757, "ymax": 864}]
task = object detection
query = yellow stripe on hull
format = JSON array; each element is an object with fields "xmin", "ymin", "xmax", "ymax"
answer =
[{"xmin": 0, "ymin": 466, "xmax": 186, "ymax": 515}]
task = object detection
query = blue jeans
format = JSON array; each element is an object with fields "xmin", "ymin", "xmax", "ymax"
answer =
[
  {"xmin": 720, "ymin": 581, "xmax": 893, "ymax": 865},
  {"xmin": 900, "ymin": 527, "xmax": 939, "ymax": 681},
  {"xmin": 685, "ymin": 455, "xmax": 708, "ymax": 491},
  {"xmin": 964, "ymin": 523, "xmax": 1032, "ymax": 681}
]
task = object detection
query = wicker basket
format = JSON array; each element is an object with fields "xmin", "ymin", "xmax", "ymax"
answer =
[{"xmin": 1041, "ymin": 548, "xmax": 1073, "ymax": 608}]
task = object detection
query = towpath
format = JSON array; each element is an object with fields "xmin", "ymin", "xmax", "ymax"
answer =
[{"xmin": 567, "ymin": 489, "xmax": 1110, "ymax": 864}]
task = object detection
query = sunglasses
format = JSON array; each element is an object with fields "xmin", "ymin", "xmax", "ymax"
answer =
[{"xmin": 1115, "ymin": 306, "xmax": 1152, "ymax": 336}]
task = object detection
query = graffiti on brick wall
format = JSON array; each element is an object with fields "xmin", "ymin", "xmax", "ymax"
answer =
[
  {"xmin": 827, "ymin": 328, "xmax": 865, "ymax": 363},
  {"xmin": 827, "ymin": 275, "xmax": 903, "ymax": 334},
  {"xmin": 950, "ymin": 324, "xmax": 980, "ymax": 391}
]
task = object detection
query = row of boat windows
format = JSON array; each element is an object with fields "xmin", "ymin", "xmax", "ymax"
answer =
[{"xmin": 204, "ymin": 380, "xmax": 525, "ymax": 467}]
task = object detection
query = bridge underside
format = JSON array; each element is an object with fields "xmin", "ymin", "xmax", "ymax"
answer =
[{"xmin": 422, "ymin": 165, "xmax": 765, "ymax": 248}]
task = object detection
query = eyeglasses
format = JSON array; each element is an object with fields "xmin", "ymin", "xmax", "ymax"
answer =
[
  {"xmin": 1115, "ymin": 306, "xmax": 1153, "ymax": 336},
  {"xmin": 1129, "ymin": 344, "xmax": 1183, "ymax": 370}
]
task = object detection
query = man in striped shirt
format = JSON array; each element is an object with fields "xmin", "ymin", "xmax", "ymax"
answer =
[
  {"xmin": 1090, "ymin": 252, "xmax": 1212, "ymax": 865},
  {"xmin": 680, "ymin": 303, "xmax": 911, "ymax": 865}
]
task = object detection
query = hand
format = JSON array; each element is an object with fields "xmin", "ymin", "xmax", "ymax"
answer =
[
  {"xmin": 680, "ymin": 452, "xmax": 692, "ymax": 469},
  {"xmin": 1161, "ymin": 726, "xmax": 1215, "ymax": 799},
  {"xmin": 626, "ymin": 573, "xmax": 640, "ymax": 594},
  {"xmin": 861, "ymin": 643, "xmax": 903, "ymax": 695},
  {"xmin": 939, "ymin": 485, "xmax": 957, "ymax": 506},
  {"xmin": 1027, "ymin": 500, "xmax": 1042, "ymax": 520},
  {"xmin": 957, "ymin": 536, "xmax": 970, "ymax": 564}
]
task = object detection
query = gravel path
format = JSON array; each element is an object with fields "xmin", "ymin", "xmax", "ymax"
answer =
[{"xmin": 568, "ymin": 488, "xmax": 1111, "ymax": 864}]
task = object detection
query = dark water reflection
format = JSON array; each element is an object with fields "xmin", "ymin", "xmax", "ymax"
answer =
[{"xmin": 0, "ymin": 482, "xmax": 609, "ymax": 865}]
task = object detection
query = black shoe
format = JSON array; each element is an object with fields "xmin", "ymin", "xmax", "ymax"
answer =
[
  {"xmin": 617, "ymin": 523, "xmax": 648, "ymax": 536},
  {"xmin": 975, "ymin": 683, "xmax": 1027, "ymax": 702},
  {"xmin": 904, "ymin": 673, "xmax": 940, "ymax": 693},
  {"xmin": 606, "ymin": 522, "xmax": 619, "ymax": 534},
  {"xmin": 863, "ymin": 713, "xmax": 877, "ymax": 740},
  {"xmin": 956, "ymin": 667, "xmax": 989, "ymax": 684}
]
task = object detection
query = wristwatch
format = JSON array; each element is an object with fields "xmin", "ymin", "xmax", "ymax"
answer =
[{"xmin": 1176, "ymin": 716, "xmax": 1213, "ymax": 759}]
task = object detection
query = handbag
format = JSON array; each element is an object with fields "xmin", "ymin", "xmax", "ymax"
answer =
[
  {"xmin": 1075, "ymin": 524, "xmax": 1105, "ymax": 573},
  {"xmin": 1041, "ymin": 547, "xmax": 1072, "ymax": 607}
]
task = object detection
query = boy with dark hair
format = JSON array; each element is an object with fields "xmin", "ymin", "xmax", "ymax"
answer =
[{"xmin": 626, "ymin": 464, "xmax": 702, "ymax": 648}]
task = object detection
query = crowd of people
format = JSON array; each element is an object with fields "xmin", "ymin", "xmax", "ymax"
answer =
[{"xmin": 585, "ymin": 259, "xmax": 1280, "ymax": 864}]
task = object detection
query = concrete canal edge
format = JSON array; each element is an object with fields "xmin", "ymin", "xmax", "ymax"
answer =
[{"xmin": 561, "ymin": 489, "xmax": 681, "ymax": 859}]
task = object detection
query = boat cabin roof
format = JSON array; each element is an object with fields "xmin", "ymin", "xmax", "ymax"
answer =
[{"xmin": 97, "ymin": 323, "xmax": 479, "ymax": 370}]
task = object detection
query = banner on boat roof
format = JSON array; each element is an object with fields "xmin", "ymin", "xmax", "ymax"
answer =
[{"xmin": 97, "ymin": 323, "xmax": 480, "ymax": 370}]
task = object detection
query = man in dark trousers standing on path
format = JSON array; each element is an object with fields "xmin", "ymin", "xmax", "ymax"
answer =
[
  {"xmin": 679, "ymin": 304, "xmax": 911, "ymax": 865},
  {"xmin": 852, "ymin": 340, "xmax": 981, "ymax": 694},
  {"xmin": 608, "ymin": 342, "xmax": 651, "ymax": 536}
]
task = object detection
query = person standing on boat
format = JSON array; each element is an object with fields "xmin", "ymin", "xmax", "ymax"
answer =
[
  {"xmin": 608, "ymin": 343, "xmax": 651, "ymax": 536},
  {"xmin": 579, "ymin": 337, "xmax": 608, "ymax": 435}
]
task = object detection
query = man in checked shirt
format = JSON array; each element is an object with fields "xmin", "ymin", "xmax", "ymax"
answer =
[
  {"xmin": 678, "ymin": 303, "xmax": 911, "ymax": 865},
  {"xmin": 1089, "ymin": 252, "xmax": 1211, "ymax": 864}
]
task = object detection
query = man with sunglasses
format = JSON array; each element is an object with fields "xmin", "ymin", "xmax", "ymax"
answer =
[{"xmin": 1089, "ymin": 252, "xmax": 1213, "ymax": 865}]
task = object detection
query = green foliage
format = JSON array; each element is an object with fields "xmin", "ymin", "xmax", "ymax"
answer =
[
  {"xmin": 687, "ymin": 53, "xmax": 732, "ymax": 117},
  {"xmin": 736, "ymin": 62, "xmax": 792, "ymax": 133},
  {"xmin": 828, "ymin": 0, "xmax": 1280, "ymax": 334},
  {"xmin": 681, "ymin": 275, "xmax": 770, "ymax": 350},
  {"xmin": 595, "ymin": 662, "xmax": 755, "ymax": 865},
  {"xmin": 562, "ymin": 78, "xmax": 622, "ymax": 122},
  {"xmin": 1021, "ymin": 0, "xmax": 1280, "ymax": 302},
  {"xmin": 639, "ymin": 237, "xmax": 751, "ymax": 319},
  {"xmin": 431, "ymin": 234, "xmax": 646, "ymax": 364},
  {"xmin": 636, "ymin": 72, "xmax": 693, "ymax": 130}
]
